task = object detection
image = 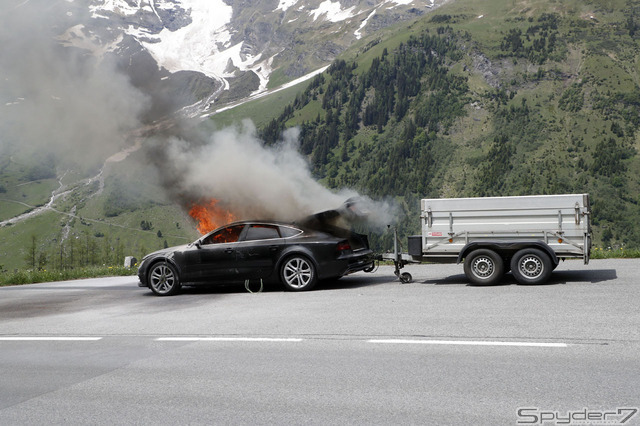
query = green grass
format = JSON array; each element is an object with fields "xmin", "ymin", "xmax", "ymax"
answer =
[
  {"xmin": 590, "ymin": 247, "xmax": 640, "ymax": 259},
  {"xmin": 0, "ymin": 200, "xmax": 33, "ymax": 222},
  {"xmin": 0, "ymin": 178, "xmax": 59, "ymax": 221},
  {"xmin": 0, "ymin": 265, "xmax": 137, "ymax": 287},
  {"xmin": 210, "ymin": 78, "xmax": 315, "ymax": 128},
  {"xmin": 0, "ymin": 150, "xmax": 199, "ymax": 272}
]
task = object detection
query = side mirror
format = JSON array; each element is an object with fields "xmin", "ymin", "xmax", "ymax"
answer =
[{"xmin": 194, "ymin": 241, "xmax": 202, "ymax": 249}]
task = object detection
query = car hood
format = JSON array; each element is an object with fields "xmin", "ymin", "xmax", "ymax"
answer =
[{"xmin": 143, "ymin": 243, "xmax": 191, "ymax": 259}]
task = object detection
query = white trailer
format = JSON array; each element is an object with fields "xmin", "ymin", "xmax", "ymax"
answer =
[{"xmin": 384, "ymin": 194, "xmax": 591, "ymax": 285}]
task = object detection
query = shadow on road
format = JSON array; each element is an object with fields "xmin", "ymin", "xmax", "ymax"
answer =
[
  {"xmin": 175, "ymin": 274, "xmax": 390, "ymax": 295},
  {"xmin": 547, "ymin": 269, "xmax": 617, "ymax": 284},
  {"xmin": 319, "ymin": 275, "xmax": 392, "ymax": 291},
  {"xmin": 418, "ymin": 269, "xmax": 618, "ymax": 286}
]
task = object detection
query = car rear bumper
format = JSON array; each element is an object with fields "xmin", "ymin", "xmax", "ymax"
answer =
[{"xmin": 317, "ymin": 250, "xmax": 374, "ymax": 280}]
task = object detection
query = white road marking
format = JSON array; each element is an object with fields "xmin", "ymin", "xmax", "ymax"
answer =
[
  {"xmin": 156, "ymin": 337, "xmax": 303, "ymax": 342},
  {"xmin": 369, "ymin": 339, "xmax": 568, "ymax": 348},
  {"xmin": 0, "ymin": 336, "xmax": 568, "ymax": 347},
  {"xmin": 0, "ymin": 337, "xmax": 103, "ymax": 341}
]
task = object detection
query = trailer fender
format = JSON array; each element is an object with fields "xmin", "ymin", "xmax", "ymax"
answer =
[{"xmin": 456, "ymin": 241, "xmax": 559, "ymax": 266}]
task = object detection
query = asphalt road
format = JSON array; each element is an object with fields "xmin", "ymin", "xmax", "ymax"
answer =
[{"xmin": 0, "ymin": 259, "xmax": 639, "ymax": 425}]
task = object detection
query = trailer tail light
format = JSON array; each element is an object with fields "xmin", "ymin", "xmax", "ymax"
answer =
[{"xmin": 336, "ymin": 241, "xmax": 352, "ymax": 252}]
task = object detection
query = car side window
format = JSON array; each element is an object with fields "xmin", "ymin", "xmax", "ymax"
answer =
[
  {"xmin": 244, "ymin": 225, "xmax": 280, "ymax": 241},
  {"xmin": 279, "ymin": 226, "xmax": 303, "ymax": 238},
  {"xmin": 201, "ymin": 225, "xmax": 245, "ymax": 245}
]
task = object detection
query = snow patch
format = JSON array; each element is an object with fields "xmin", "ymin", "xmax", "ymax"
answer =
[
  {"xmin": 276, "ymin": 0, "xmax": 299, "ymax": 12},
  {"xmin": 310, "ymin": 0, "xmax": 356, "ymax": 23},
  {"xmin": 139, "ymin": 0, "xmax": 234, "ymax": 78},
  {"xmin": 388, "ymin": 0, "xmax": 414, "ymax": 6},
  {"xmin": 91, "ymin": 0, "xmax": 267, "ymax": 91},
  {"xmin": 249, "ymin": 56, "xmax": 276, "ymax": 96},
  {"xmin": 354, "ymin": 8, "xmax": 377, "ymax": 40},
  {"xmin": 90, "ymin": 0, "xmax": 141, "ymax": 18},
  {"xmin": 213, "ymin": 65, "xmax": 330, "ymax": 116}
]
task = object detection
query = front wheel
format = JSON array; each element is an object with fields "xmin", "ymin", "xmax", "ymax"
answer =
[
  {"xmin": 510, "ymin": 248, "xmax": 553, "ymax": 285},
  {"xmin": 280, "ymin": 255, "xmax": 317, "ymax": 291},
  {"xmin": 463, "ymin": 249, "xmax": 505, "ymax": 286},
  {"xmin": 148, "ymin": 262, "xmax": 181, "ymax": 296}
]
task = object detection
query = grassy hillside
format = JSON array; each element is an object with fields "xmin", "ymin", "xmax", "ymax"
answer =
[
  {"xmin": 233, "ymin": 0, "xmax": 640, "ymax": 250},
  {"xmin": 0, "ymin": 149, "xmax": 199, "ymax": 272}
]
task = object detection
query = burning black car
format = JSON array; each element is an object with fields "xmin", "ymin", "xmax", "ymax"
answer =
[{"xmin": 137, "ymin": 216, "xmax": 375, "ymax": 296}]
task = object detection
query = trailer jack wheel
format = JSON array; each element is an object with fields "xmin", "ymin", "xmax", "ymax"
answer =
[
  {"xmin": 363, "ymin": 262, "xmax": 376, "ymax": 273},
  {"xmin": 399, "ymin": 272, "xmax": 412, "ymax": 283}
]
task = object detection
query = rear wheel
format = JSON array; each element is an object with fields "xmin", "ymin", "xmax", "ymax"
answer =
[
  {"xmin": 463, "ymin": 249, "xmax": 504, "ymax": 286},
  {"xmin": 280, "ymin": 255, "xmax": 317, "ymax": 291},
  {"xmin": 510, "ymin": 248, "xmax": 553, "ymax": 285},
  {"xmin": 148, "ymin": 262, "xmax": 181, "ymax": 296}
]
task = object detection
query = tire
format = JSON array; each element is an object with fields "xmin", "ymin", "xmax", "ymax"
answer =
[
  {"xmin": 510, "ymin": 248, "xmax": 553, "ymax": 285},
  {"xmin": 148, "ymin": 261, "xmax": 181, "ymax": 296},
  {"xmin": 280, "ymin": 255, "xmax": 317, "ymax": 291},
  {"xmin": 363, "ymin": 263, "xmax": 376, "ymax": 273},
  {"xmin": 399, "ymin": 272, "xmax": 413, "ymax": 283},
  {"xmin": 463, "ymin": 249, "xmax": 505, "ymax": 286}
]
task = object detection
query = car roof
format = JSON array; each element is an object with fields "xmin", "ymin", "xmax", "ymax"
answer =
[
  {"xmin": 205, "ymin": 221, "xmax": 306, "ymax": 235},
  {"xmin": 222, "ymin": 220, "xmax": 300, "ymax": 228}
]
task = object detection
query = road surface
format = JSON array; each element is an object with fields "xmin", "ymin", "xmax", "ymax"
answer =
[{"xmin": 0, "ymin": 260, "xmax": 638, "ymax": 425}]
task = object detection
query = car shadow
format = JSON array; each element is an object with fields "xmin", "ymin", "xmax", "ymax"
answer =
[
  {"xmin": 177, "ymin": 281, "xmax": 283, "ymax": 295},
  {"xmin": 417, "ymin": 269, "xmax": 618, "ymax": 286},
  {"xmin": 159, "ymin": 274, "xmax": 391, "ymax": 295},
  {"xmin": 319, "ymin": 275, "xmax": 393, "ymax": 291}
]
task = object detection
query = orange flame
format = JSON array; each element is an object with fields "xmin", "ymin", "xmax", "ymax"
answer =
[{"xmin": 189, "ymin": 199, "xmax": 237, "ymax": 235}]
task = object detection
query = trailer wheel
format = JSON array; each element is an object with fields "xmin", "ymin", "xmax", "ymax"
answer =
[
  {"xmin": 510, "ymin": 248, "xmax": 553, "ymax": 285},
  {"xmin": 463, "ymin": 249, "xmax": 504, "ymax": 286}
]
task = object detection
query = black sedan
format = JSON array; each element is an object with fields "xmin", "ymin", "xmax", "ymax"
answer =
[{"xmin": 137, "ymin": 220, "xmax": 375, "ymax": 295}]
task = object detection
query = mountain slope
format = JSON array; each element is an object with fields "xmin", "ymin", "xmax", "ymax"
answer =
[
  {"xmin": 84, "ymin": 0, "xmax": 447, "ymax": 111},
  {"xmin": 233, "ymin": 0, "xmax": 640, "ymax": 249}
]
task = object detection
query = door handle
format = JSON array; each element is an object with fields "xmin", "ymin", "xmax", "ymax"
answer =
[
  {"xmin": 224, "ymin": 248, "xmax": 234, "ymax": 254},
  {"xmin": 269, "ymin": 246, "xmax": 278, "ymax": 252}
]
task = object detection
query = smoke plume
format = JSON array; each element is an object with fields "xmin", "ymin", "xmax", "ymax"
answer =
[
  {"xmin": 147, "ymin": 120, "xmax": 397, "ymax": 227},
  {"xmin": 0, "ymin": 1, "xmax": 148, "ymax": 166}
]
